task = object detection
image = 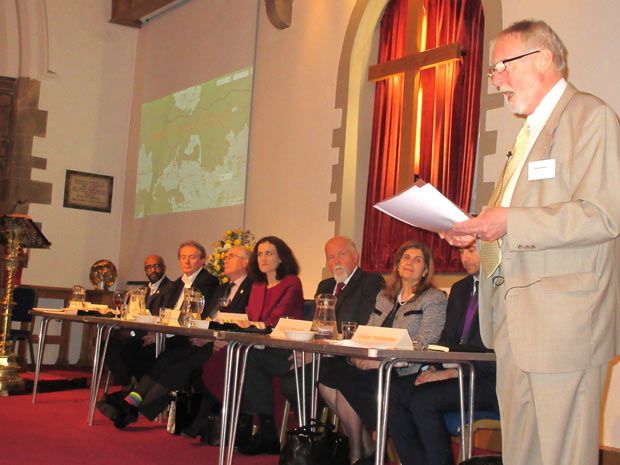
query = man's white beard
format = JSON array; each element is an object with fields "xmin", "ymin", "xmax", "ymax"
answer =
[{"xmin": 333, "ymin": 266, "xmax": 349, "ymax": 283}]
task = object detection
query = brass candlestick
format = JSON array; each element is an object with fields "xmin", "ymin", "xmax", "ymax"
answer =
[{"xmin": 0, "ymin": 215, "xmax": 50, "ymax": 393}]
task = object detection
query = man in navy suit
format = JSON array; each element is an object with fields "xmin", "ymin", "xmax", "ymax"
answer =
[
  {"xmin": 105, "ymin": 254, "xmax": 174, "ymax": 391},
  {"xmin": 388, "ymin": 242, "xmax": 498, "ymax": 465}
]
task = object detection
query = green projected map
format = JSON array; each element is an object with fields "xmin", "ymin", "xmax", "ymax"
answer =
[{"xmin": 135, "ymin": 67, "xmax": 252, "ymax": 218}]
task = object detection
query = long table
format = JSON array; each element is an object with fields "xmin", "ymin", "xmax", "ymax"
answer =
[
  {"xmin": 213, "ymin": 331, "xmax": 495, "ymax": 465},
  {"xmin": 31, "ymin": 310, "xmax": 496, "ymax": 465}
]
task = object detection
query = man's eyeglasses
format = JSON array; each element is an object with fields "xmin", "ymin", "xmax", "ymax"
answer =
[
  {"xmin": 223, "ymin": 254, "xmax": 246, "ymax": 261},
  {"xmin": 144, "ymin": 264, "xmax": 162, "ymax": 270},
  {"xmin": 488, "ymin": 50, "xmax": 540, "ymax": 78}
]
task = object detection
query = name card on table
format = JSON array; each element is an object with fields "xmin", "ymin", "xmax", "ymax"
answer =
[
  {"xmin": 351, "ymin": 325, "xmax": 413, "ymax": 350},
  {"xmin": 271, "ymin": 318, "xmax": 313, "ymax": 339}
]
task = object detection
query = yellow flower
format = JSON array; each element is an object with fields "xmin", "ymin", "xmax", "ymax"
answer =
[
  {"xmin": 233, "ymin": 239, "xmax": 241, "ymax": 245},
  {"xmin": 226, "ymin": 230, "xmax": 232, "ymax": 236},
  {"xmin": 214, "ymin": 264, "xmax": 221, "ymax": 271}
]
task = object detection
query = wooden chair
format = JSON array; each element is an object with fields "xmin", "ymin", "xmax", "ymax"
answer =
[
  {"xmin": 444, "ymin": 410, "xmax": 502, "ymax": 462},
  {"xmin": 9, "ymin": 286, "xmax": 37, "ymax": 369}
]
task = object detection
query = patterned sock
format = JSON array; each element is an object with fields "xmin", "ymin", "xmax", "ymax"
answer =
[{"xmin": 124, "ymin": 392, "xmax": 142, "ymax": 407}]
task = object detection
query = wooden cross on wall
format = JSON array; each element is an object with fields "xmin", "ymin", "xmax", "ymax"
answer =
[{"xmin": 368, "ymin": 1, "xmax": 462, "ymax": 191}]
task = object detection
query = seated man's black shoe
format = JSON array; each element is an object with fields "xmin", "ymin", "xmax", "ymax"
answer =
[
  {"xmin": 96, "ymin": 399, "xmax": 121, "ymax": 422},
  {"xmin": 181, "ymin": 417, "xmax": 208, "ymax": 439},
  {"xmin": 113, "ymin": 401, "xmax": 139, "ymax": 428},
  {"xmin": 101, "ymin": 390, "xmax": 129, "ymax": 406},
  {"xmin": 234, "ymin": 413, "xmax": 254, "ymax": 448},
  {"xmin": 235, "ymin": 432, "xmax": 280, "ymax": 456},
  {"xmin": 201, "ymin": 413, "xmax": 222, "ymax": 446},
  {"xmin": 236, "ymin": 414, "xmax": 279, "ymax": 456}
]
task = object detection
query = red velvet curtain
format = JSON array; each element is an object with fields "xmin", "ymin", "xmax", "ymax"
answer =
[{"xmin": 361, "ymin": 0, "xmax": 484, "ymax": 273}]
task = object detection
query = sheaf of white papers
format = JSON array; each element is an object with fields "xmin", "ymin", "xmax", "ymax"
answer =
[{"xmin": 374, "ymin": 183, "xmax": 468, "ymax": 233}]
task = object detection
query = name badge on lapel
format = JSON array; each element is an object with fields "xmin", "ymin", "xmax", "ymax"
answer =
[{"xmin": 528, "ymin": 159, "xmax": 555, "ymax": 181}]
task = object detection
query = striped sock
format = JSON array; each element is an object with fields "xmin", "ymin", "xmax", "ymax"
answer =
[{"xmin": 124, "ymin": 392, "xmax": 142, "ymax": 407}]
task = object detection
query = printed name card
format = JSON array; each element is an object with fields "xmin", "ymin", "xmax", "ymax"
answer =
[
  {"xmin": 271, "ymin": 318, "xmax": 313, "ymax": 339},
  {"xmin": 351, "ymin": 325, "xmax": 413, "ymax": 350},
  {"xmin": 217, "ymin": 312, "xmax": 249, "ymax": 322}
]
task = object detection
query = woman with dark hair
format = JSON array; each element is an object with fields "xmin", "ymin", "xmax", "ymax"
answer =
[
  {"xmin": 245, "ymin": 235, "xmax": 303, "ymax": 326},
  {"xmin": 318, "ymin": 240, "xmax": 447, "ymax": 465},
  {"xmin": 236, "ymin": 236, "xmax": 304, "ymax": 455}
]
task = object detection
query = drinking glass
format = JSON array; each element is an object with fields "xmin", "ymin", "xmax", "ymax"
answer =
[
  {"xmin": 113, "ymin": 291, "xmax": 125, "ymax": 317},
  {"xmin": 341, "ymin": 321, "xmax": 358, "ymax": 340},
  {"xmin": 119, "ymin": 304, "xmax": 128, "ymax": 320},
  {"xmin": 217, "ymin": 297, "xmax": 229, "ymax": 312},
  {"xmin": 158, "ymin": 307, "xmax": 170, "ymax": 325}
]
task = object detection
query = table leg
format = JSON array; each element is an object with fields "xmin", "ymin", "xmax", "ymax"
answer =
[
  {"xmin": 375, "ymin": 359, "xmax": 391, "ymax": 465},
  {"xmin": 226, "ymin": 344, "xmax": 254, "ymax": 465},
  {"xmin": 465, "ymin": 362, "xmax": 475, "ymax": 460},
  {"xmin": 311, "ymin": 353, "xmax": 321, "ymax": 423},
  {"xmin": 292, "ymin": 349, "xmax": 303, "ymax": 427},
  {"xmin": 457, "ymin": 364, "xmax": 467, "ymax": 459},
  {"xmin": 219, "ymin": 341, "xmax": 239, "ymax": 465},
  {"xmin": 32, "ymin": 316, "xmax": 50, "ymax": 403},
  {"xmin": 88, "ymin": 325, "xmax": 114, "ymax": 425},
  {"xmin": 87, "ymin": 324, "xmax": 106, "ymax": 424}
]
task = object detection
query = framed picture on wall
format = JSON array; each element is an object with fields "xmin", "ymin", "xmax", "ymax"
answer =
[{"xmin": 63, "ymin": 170, "xmax": 113, "ymax": 213}]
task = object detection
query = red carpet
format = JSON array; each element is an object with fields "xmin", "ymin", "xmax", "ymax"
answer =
[{"xmin": 1, "ymin": 388, "xmax": 280, "ymax": 465}]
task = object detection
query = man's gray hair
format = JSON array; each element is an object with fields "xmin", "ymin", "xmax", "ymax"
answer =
[{"xmin": 494, "ymin": 19, "xmax": 566, "ymax": 73}]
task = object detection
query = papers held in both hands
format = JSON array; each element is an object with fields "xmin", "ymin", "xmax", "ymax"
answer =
[{"xmin": 373, "ymin": 179, "xmax": 469, "ymax": 233}]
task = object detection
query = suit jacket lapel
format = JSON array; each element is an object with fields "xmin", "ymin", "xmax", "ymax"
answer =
[{"xmin": 511, "ymin": 84, "xmax": 578, "ymax": 206}]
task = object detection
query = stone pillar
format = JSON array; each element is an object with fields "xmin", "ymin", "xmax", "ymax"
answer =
[{"xmin": 0, "ymin": 76, "xmax": 51, "ymax": 216}]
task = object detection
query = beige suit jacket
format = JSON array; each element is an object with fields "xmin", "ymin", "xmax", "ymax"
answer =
[{"xmin": 479, "ymin": 83, "xmax": 620, "ymax": 373}]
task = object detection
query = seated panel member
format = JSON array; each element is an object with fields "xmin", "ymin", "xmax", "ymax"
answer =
[
  {"xmin": 235, "ymin": 236, "xmax": 304, "ymax": 456},
  {"xmin": 388, "ymin": 242, "xmax": 498, "ymax": 465},
  {"xmin": 280, "ymin": 236, "xmax": 385, "ymax": 413},
  {"xmin": 143, "ymin": 254, "xmax": 174, "ymax": 316},
  {"xmin": 96, "ymin": 240, "xmax": 220, "ymax": 428},
  {"xmin": 180, "ymin": 245, "xmax": 253, "ymax": 440},
  {"xmin": 105, "ymin": 254, "xmax": 174, "ymax": 391},
  {"xmin": 167, "ymin": 240, "xmax": 220, "ymax": 312},
  {"xmin": 318, "ymin": 240, "xmax": 447, "ymax": 465}
]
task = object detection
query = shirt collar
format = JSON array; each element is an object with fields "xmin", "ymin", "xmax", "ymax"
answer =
[
  {"xmin": 527, "ymin": 78, "xmax": 567, "ymax": 131},
  {"xmin": 149, "ymin": 275, "xmax": 165, "ymax": 292},
  {"xmin": 182, "ymin": 268, "xmax": 202, "ymax": 287}
]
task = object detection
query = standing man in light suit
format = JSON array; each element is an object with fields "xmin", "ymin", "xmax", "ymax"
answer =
[{"xmin": 443, "ymin": 20, "xmax": 620, "ymax": 465}]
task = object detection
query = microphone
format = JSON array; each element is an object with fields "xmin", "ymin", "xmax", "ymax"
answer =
[{"xmin": 507, "ymin": 151, "xmax": 513, "ymax": 159}]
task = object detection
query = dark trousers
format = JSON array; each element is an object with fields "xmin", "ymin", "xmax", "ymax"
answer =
[
  {"xmin": 388, "ymin": 375, "xmax": 498, "ymax": 465},
  {"xmin": 242, "ymin": 347, "xmax": 293, "ymax": 416},
  {"xmin": 136, "ymin": 337, "xmax": 215, "ymax": 421},
  {"xmin": 105, "ymin": 330, "xmax": 156, "ymax": 386}
]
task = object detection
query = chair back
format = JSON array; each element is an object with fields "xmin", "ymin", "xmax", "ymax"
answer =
[{"xmin": 12, "ymin": 286, "xmax": 36, "ymax": 322}]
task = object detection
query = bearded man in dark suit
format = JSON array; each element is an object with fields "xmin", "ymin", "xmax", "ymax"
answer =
[
  {"xmin": 276, "ymin": 237, "xmax": 385, "ymax": 425},
  {"xmin": 105, "ymin": 254, "xmax": 174, "ymax": 391}
]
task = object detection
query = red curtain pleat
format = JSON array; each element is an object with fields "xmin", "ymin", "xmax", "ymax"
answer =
[{"xmin": 361, "ymin": 0, "xmax": 484, "ymax": 273}]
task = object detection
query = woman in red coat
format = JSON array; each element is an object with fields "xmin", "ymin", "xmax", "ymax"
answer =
[{"xmin": 237, "ymin": 236, "xmax": 304, "ymax": 455}]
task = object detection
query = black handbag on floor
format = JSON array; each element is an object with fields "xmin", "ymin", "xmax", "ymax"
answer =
[
  {"xmin": 167, "ymin": 391, "xmax": 201, "ymax": 435},
  {"xmin": 279, "ymin": 420, "xmax": 349, "ymax": 465}
]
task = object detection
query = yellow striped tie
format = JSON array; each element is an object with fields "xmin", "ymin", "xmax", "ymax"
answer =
[{"xmin": 480, "ymin": 122, "xmax": 530, "ymax": 277}]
